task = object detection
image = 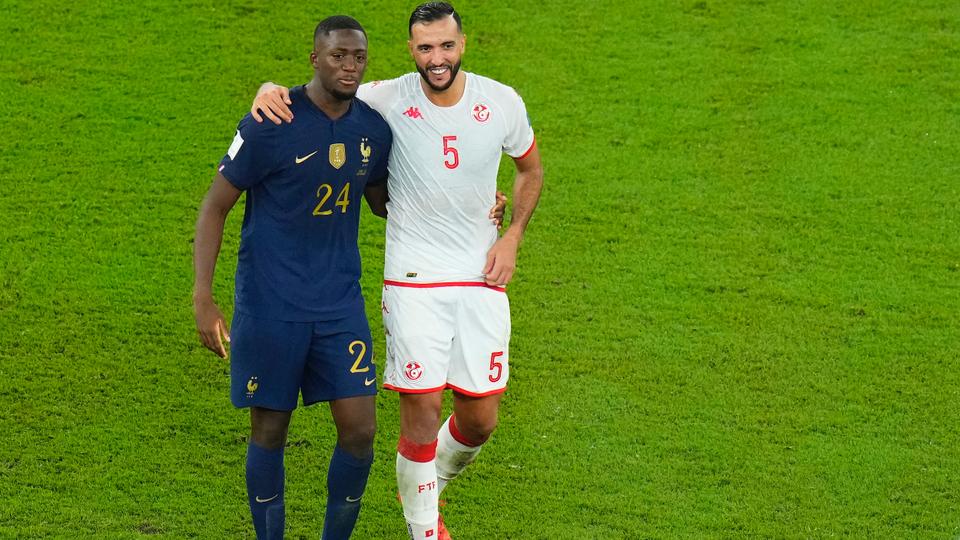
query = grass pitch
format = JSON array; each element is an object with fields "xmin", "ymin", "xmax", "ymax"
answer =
[{"xmin": 2, "ymin": 0, "xmax": 959, "ymax": 538}]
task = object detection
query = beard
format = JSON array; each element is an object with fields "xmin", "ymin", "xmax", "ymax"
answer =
[
  {"xmin": 329, "ymin": 87, "xmax": 358, "ymax": 101},
  {"xmin": 416, "ymin": 60, "xmax": 462, "ymax": 92}
]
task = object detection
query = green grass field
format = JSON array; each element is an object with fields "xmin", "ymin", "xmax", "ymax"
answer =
[{"xmin": 2, "ymin": 0, "xmax": 959, "ymax": 537}]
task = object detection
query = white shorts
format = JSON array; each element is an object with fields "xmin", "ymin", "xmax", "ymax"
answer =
[{"xmin": 381, "ymin": 281, "xmax": 511, "ymax": 396}]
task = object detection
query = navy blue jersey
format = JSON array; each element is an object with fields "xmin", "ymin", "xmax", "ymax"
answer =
[{"xmin": 218, "ymin": 85, "xmax": 392, "ymax": 321}]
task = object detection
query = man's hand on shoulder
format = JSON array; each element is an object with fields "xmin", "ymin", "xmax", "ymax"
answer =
[
  {"xmin": 193, "ymin": 294, "xmax": 231, "ymax": 359},
  {"xmin": 482, "ymin": 233, "xmax": 521, "ymax": 287},
  {"xmin": 252, "ymin": 82, "xmax": 293, "ymax": 125}
]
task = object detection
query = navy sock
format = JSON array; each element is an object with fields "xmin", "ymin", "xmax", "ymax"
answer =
[
  {"xmin": 321, "ymin": 445, "xmax": 374, "ymax": 540},
  {"xmin": 246, "ymin": 442, "xmax": 285, "ymax": 540}
]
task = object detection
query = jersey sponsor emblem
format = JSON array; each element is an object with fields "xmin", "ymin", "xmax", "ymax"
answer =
[
  {"xmin": 472, "ymin": 103, "xmax": 490, "ymax": 123},
  {"xmin": 364, "ymin": 377, "xmax": 376, "ymax": 387},
  {"xmin": 246, "ymin": 376, "xmax": 259, "ymax": 397},
  {"xmin": 360, "ymin": 138, "xmax": 371, "ymax": 163},
  {"xmin": 404, "ymin": 361, "xmax": 423, "ymax": 381},
  {"xmin": 295, "ymin": 150, "xmax": 319, "ymax": 164},
  {"xmin": 329, "ymin": 143, "xmax": 346, "ymax": 169},
  {"xmin": 403, "ymin": 107, "xmax": 423, "ymax": 119}
]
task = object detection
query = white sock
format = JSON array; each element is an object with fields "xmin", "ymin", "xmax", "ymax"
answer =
[
  {"xmin": 396, "ymin": 437, "xmax": 439, "ymax": 539},
  {"xmin": 436, "ymin": 415, "xmax": 483, "ymax": 494}
]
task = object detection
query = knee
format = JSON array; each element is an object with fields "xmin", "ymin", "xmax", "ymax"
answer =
[
  {"xmin": 338, "ymin": 420, "xmax": 376, "ymax": 457},
  {"xmin": 250, "ymin": 423, "xmax": 288, "ymax": 450},
  {"xmin": 455, "ymin": 415, "xmax": 497, "ymax": 445}
]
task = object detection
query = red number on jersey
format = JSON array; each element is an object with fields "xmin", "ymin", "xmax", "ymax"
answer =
[
  {"xmin": 442, "ymin": 135, "xmax": 459, "ymax": 169},
  {"xmin": 488, "ymin": 351, "xmax": 504, "ymax": 383}
]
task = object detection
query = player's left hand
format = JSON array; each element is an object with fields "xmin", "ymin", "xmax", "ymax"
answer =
[
  {"xmin": 482, "ymin": 234, "xmax": 520, "ymax": 287},
  {"xmin": 489, "ymin": 191, "xmax": 508, "ymax": 230}
]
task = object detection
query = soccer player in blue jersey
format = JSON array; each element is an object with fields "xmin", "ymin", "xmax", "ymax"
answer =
[{"xmin": 192, "ymin": 16, "xmax": 392, "ymax": 539}]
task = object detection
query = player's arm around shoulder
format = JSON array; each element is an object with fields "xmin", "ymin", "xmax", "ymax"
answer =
[{"xmin": 251, "ymin": 82, "xmax": 294, "ymax": 125}]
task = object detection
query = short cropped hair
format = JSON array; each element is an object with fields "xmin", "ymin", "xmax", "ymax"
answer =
[
  {"xmin": 408, "ymin": 2, "xmax": 462, "ymax": 36},
  {"xmin": 314, "ymin": 15, "xmax": 366, "ymax": 43}
]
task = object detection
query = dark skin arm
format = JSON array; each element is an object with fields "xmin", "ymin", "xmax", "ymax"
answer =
[
  {"xmin": 193, "ymin": 173, "xmax": 243, "ymax": 358},
  {"xmin": 364, "ymin": 183, "xmax": 388, "ymax": 218}
]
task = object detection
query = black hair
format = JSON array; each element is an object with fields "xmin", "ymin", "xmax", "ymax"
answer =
[
  {"xmin": 314, "ymin": 15, "xmax": 366, "ymax": 43},
  {"xmin": 408, "ymin": 2, "xmax": 462, "ymax": 36}
]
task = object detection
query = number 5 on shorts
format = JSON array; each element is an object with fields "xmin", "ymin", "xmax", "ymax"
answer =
[
  {"xmin": 349, "ymin": 340, "xmax": 370, "ymax": 373},
  {"xmin": 488, "ymin": 351, "xmax": 504, "ymax": 383}
]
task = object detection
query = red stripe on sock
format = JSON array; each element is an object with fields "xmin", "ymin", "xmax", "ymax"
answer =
[
  {"xmin": 448, "ymin": 414, "xmax": 482, "ymax": 448},
  {"xmin": 397, "ymin": 436, "xmax": 437, "ymax": 463}
]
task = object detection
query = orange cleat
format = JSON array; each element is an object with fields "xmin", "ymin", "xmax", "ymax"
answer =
[{"xmin": 437, "ymin": 514, "xmax": 452, "ymax": 540}]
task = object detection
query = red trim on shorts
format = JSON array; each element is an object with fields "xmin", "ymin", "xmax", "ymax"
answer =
[
  {"xmin": 384, "ymin": 280, "xmax": 506, "ymax": 293},
  {"xmin": 397, "ymin": 436, "xmax": 437, "ymax": 463},
  {"xmin": 516, "ymin": 137, "xmax": 537, "ymax": 160},
  {"xmin": 448, "ymin": 414, "xmax": 483, "ymax": 448},
  {"xmin": 445, "ymin": 382, "xmax": 507, "ymax": 398},
  {"xmin": 383, "ymin": 383, "xmax": 447, "ymax": 394},
  {"xmin": 384, "ymin": 382, "xmax": 507, "ymax": 398}
]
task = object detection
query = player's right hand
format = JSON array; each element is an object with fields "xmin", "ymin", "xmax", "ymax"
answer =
[
  {"xmin": 193, "ymin": 297, "xmax": 231, "ymax": 359},
  {"xmin": 251, "ymin": 83, "xmax": 293, "ymax": 125}
]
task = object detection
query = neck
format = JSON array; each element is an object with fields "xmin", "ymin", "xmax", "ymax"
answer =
[
  {"xmin": 305, "ymin": 80, "xmax": 350, "ymax": 119},
  {"xmin": 420, "ymin": 71, "xmax": 466, "ymax": 107}
]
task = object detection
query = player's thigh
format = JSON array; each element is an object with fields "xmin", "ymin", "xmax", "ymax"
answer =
[
  {"xmin": 301, "ymin": 308, "xmax": 378, "ymax": 405},
  {"xmin": 230, "ymin": 312, "xmax": 312, "ymax": 411},
  {"xmin": 382, "ymin": 285, "xmax": 456, "ymax": 393},
  {"xmin": 448, "ymin": 287, "xmax": 511, "ymax": 396}
]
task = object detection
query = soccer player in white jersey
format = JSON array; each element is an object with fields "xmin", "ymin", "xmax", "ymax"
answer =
[{"xmin": 251, "ymin": 4, "xmax": 543, "ymax": 538}]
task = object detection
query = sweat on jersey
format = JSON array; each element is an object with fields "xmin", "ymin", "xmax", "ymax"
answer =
[
  {"xmin": 357, "ymin": 72, "xmax": 535, "ymax": 284},
  {"xmin": 218, "ymin": 85, "xmax": 392, "ymax": 321}
]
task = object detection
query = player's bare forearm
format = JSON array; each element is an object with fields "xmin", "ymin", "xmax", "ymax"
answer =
[
  {"xmin": 193, "ymin": 175, "xmax": 240, "ymax": 299},
  {"xmin": 193, "ymin": 174, "xmax": 241, "ymax": 358},
  {"xmin": 364, "ymin": 183, "xmax": 389, "ymax": 218},
  {"xmin": 503, "ymin": 143, "xmax": 543, "ymax": 242}
]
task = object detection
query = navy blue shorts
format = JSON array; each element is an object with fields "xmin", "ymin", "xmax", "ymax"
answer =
[{"xmin": 229, "ymin": 308, "xmax": 377, "ymax": 410}]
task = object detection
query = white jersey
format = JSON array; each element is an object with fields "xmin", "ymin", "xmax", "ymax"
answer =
[{"xmin": 358, "ymin": 72, "xmax": 535, "ymax": 283}]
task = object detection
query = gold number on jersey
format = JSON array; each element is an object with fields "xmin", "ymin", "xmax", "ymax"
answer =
[
  {"xmin": 314, "ymin": 184, "xmax": 334, "ymax": 216},
  {"xmin": 349, "ymin": 340, "xmax": 370, "ymax": 373},
  {"xmin": 335, "ymin": 182, "xmax": 351, "ymax": 213},
  {"xmin": 314, "ymin": 183, "xmax": 351, "ymax": 216}
]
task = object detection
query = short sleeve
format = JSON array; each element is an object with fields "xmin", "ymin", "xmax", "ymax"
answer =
[
  {"xmin": 217, "ymin": 115, "xmax": 277, "ymax": 191},
  {"xmin": 357, "ymin": 78, "xmax": 401, "ymax": 118},
  {"xmin": 367, "ymin": 126, "xmax": 392, "ymax": 186},
  {"xmin": 502, "ymin": 90, "xmax": 535, "ymax": 159}
]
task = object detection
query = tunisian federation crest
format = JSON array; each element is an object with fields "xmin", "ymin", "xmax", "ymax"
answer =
[
  {"xmin": 329, "ymin": 143, "xmax": 346, "ymax": 169},
  {"xmin": 472, "ymin": 103, "xmax": 490, "ymax": 123}
]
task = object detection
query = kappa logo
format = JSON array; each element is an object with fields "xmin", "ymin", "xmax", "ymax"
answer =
[
  {"xmin": 403, "ymin": 107, "xmax": 423, "ymax": 119},
  {"xmin": 403, "ymin": 361, "xmax": 423, "ymax": 381},
  {"xmin": 472, "ymin": 103, "xmax": 490, "ymax": 123}
]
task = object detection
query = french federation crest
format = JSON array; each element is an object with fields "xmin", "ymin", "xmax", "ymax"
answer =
[
  {"xmin": 360, "ymin": 138, "xmax": 371, "ymax": 163},
  {"xmin": 329, "ymin": 143, "xmax": 346, "ymax": 169}
]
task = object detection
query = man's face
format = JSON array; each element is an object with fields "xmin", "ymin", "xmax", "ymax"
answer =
[
  {"xmin": 408, "ymin": 16, "xmax": 464, "ymax": 92},
  {"xmin": 312, "ymin": 29, "xmax": 368, "ymax": 100}
]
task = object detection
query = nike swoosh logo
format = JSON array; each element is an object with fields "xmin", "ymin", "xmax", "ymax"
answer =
[
  {"xmin": 295, "ymin": 150, "xmax": 318, "ymax": 164},
  {"xmin": 346, "ymin": 495, "xmax": 362, "ymax": 503},
  {"xmin": 255, "ymin": 494, "xmax": 279, "ymax": 503},
  {"xmin": 364, "ymin": 377, "xmax": 376, "ymax": 386}
]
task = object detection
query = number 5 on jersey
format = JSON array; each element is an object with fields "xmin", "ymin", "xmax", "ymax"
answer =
[{"xmin": 442, "ymin": 135, "xmax": 459, "ymax": 169}]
